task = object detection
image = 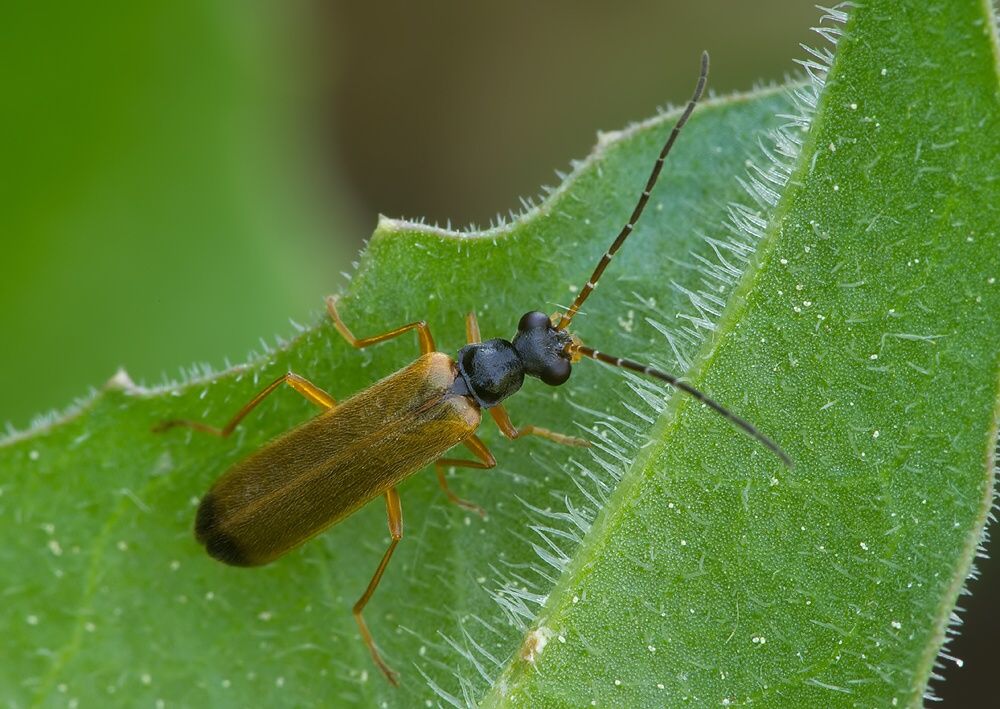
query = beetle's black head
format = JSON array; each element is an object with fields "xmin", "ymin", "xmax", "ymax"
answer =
[
  {"xmin": 511, "ymin": 311, "xmax": 573, "ymax": 386},
  {"xmin": 456, "ymin": 338, "xmax": 525, "ymax": 409},
  {"xmin": 454, "ymin": 312, "xmax": 573, "ymax": 409}
]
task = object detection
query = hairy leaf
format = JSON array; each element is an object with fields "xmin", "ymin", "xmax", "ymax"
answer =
[
  {"xmin": 0, "ymin": 83, "xmax": 791, "ymax": 708},
  {"xmin": 484, "ymin": 1, "xmax": 1000, "ymax": 707},
  {"xmin": 2, "ymin": 2, "xmax": 998, "ymax": 707}
]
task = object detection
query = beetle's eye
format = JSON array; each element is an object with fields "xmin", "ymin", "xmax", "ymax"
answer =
[
  {"xmin": 540, "ymin": 358, "xmax": 571, "ymax": 386},
  {"xmin": 518, "ymin": 311, "xmax": 551, "ymax": 332}
]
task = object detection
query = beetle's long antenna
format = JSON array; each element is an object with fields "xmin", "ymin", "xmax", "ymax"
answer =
[
  {"xmin": 556, "ymin": 52, "xmax": 709, "ymax": 331},
  {"xmin": 572, "ymin": 344, "xmax": 792, "ymax": 467}
]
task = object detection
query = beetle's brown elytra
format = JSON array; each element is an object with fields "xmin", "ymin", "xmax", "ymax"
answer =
[
  {"xmin": 193, "ymin": 353, "xmax": 480, "ymax": 569},
  {"xmin": 155, "ymin": 51, "xmax": 791, "ymax": 686}
]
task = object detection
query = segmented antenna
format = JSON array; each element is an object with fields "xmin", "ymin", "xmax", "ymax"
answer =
[
  {"xmin": 572, "ymin": 344, "xmax": 793, "ymax": 467},
  {"xmin": 556, "ymin": 51, "xmax": 709, "ymax": 330}
]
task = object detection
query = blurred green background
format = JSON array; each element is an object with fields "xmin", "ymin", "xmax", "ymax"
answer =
[{"xmin": 0, "ymin": 1, "xmax": 991, "ymax": 703}]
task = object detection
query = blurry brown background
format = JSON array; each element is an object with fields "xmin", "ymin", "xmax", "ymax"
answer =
[{"xmin": 0, "ymin": 1, "xmax": 992, "ymax": 702}]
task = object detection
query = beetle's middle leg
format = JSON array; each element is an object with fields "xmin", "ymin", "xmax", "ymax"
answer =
[
  {"xmin": 490, "ymin": 404, "xmax": 590, "ymax": 448},
  {"xmin": 326, "ymin": 295, "xmax": 435, "ymax": 355},
  {"xmin": 354, "ymin": 487, "xmax": 403, "ymax": 686},
  {"xmin": 153, "ymin": 372, "xmax": 336, "ymax": 436},
  {"xmin": 434, "ymin": 434, "xmax": 496, "ymax": 516}
]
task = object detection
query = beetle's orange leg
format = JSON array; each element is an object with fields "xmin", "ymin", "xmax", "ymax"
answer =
[
  {"xmin": 152, "ymin": 372, "xmax": 335, "ymax": 437},
  {"xmin": 490, "ymin": 405, "xmax": 590, "ymax": 448},
  {"xmin": 465, "ymin": 311, "xmax": 481, "ymax": 344},
  {"xmin": 326, "ymin": 295, "xmax": 435, "ymax": 355},
  {"xmin": 354, "ymin": 487, "xmax": 403, "ymax": 686},
  {"xmin": 434, "ymin": 434, "xmax": 496, "ymax": 516}
]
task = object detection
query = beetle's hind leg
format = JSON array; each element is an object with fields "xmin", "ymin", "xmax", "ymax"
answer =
[
  {"xmin": 434, "ymin": 434, "xmax": 496, "ymax": 517},
  {"xmin": 490, "ymin": 404, "xmax": 590, "ymax": 448},
  {"xmin": 354, "ymin": 487, "xmax": 403, "ymax": 686},
  {"xmin": 152, "ymin": 372, "xmax": 335, "ymax": 436},
  {"xmin": 326, "ymin": 295, "xmax": 436, "ymax": 355}
]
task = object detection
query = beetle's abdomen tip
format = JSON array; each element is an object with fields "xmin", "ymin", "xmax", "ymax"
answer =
[
  {"xmin": 195, "ymin": 493, "xmax": 254, "ymax": 567},
  {"xmin": 194, "ymin": 493, "xmax": 216, "ymax": 540},
  {"xmin": 204, "ymin": 532, "xmax": 254, "ymax": 567}
]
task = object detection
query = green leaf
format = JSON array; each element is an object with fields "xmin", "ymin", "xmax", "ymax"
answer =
[
  {"xmin": 483, "ymin": 1, "xmax": 1000, "ymax": 707},
  {"xmin": 2, "ymin": 4, "xmax": 998, "ymax": 709},
  {"xmin": 0, "ymin": 80, "xmax": 792, "ymax": 707}
]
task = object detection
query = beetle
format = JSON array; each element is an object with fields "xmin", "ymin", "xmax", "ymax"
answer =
[{"xmin": 155, "ymin": 52, "xmax": 790, "ymax": 685}]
